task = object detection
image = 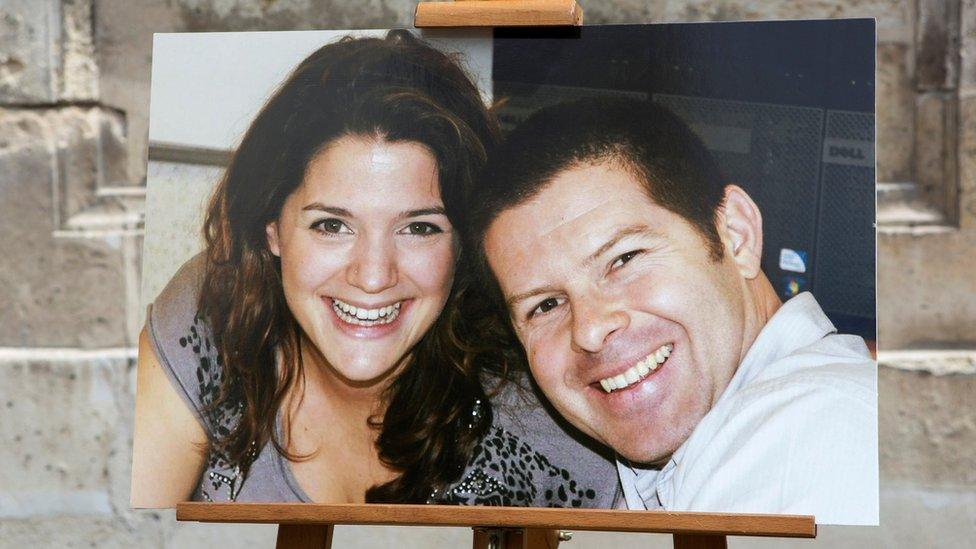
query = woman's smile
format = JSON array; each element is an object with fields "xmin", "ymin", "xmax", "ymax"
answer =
[{"xmin": 327, "ymin": 296, "xmax": 413, "ymax": 338}]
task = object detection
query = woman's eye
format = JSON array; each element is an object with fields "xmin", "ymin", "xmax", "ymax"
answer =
[
  {"xmin": 610, "ymin": 250, "xmax": 642, "ymax": 271},
  {"xmin": 400, "ymin": 221, "xmax": 444, "ymax": 236},
  {"xmin": 312, "ymin": 218, "xmax": 351, "ymax": 235},
  {"xmin": 529, "ymin": 297, "xmax": 562, "ymax": 319}
]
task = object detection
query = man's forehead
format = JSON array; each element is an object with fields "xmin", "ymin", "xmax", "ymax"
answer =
[
  {"xmin": 505, "ymin": 163, "xmax": 648, "ymax": 237},
  {"xmin": 537, "ymin": 195, "xmax": 620, "ymax": 242},
  {"xmin": 489, "ymin": 191, "xmax": 628, "ymax": 262}
]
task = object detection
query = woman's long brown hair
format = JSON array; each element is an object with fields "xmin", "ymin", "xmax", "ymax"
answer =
[{"xmin": 198, "ymin": 30, "xmax": 502, "ymax": 502}]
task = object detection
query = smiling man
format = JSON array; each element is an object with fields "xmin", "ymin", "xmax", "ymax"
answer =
[{"xmin": 468, "ymin": 97, "xmax": 878, "ymax": 524}]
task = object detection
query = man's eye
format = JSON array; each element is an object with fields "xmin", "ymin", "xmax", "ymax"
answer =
[
  {"xmin": 529, "ymin": 297, "xmax": 562, "ymax": 319},
  {"xmin": 312, "ymin": 218, "xmax": 351, "ymax": 235},
  {"xmin": 610, "ymin": 250, "xmax": 642, "ymax": 271},
  {"xmin": 400, "ymin": 221, "xmax": 444, "ymax": 236}
]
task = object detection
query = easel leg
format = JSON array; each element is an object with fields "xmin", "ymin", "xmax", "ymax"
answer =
[
  {"xmin": 276, "ymin": 524, "xmax": 333, "ymax": 549},
  {"xmin": 672, "ymin": 534, "xmax": 727, "ymax": 549},
  {"xmin": 472, "ymin": 528, "xmax": 560, "ymax": 549},
  {"xmin": 521, "ymin": 528, "xmax": 560, "ymax": 549}
]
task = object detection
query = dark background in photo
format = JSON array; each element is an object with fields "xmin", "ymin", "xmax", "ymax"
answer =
[{"xmin": 493, "ymin": 20, "xmax": 876, "ymax": 340}]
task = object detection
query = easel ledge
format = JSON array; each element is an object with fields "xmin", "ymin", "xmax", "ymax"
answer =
[{"xmin": 178, "ymin": 502, "xmax": 815, "ymax": 548}]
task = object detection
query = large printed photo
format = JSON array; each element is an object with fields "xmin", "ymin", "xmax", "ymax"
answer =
[{"xmin": 131, "ymin": 21, "xmax": 878, "ymax": 526}]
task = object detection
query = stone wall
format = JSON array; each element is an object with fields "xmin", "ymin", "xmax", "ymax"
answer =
[{"xmin": 0, "ymin": 1, "xmax": 973, "ymax": 547}]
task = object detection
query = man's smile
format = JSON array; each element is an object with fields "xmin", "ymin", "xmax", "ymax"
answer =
[{"xmin": 596, "ymin": 342, "xmax": 674, "ymax": 393}]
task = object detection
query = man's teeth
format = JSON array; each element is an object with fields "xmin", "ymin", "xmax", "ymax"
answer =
[
  {"xmin": 332, "ymin": 298, "xmax": 402, "ymax": 326},
  {"xmin": 599, "ymin": 343, "xmax": 673, "ymax": 393}
]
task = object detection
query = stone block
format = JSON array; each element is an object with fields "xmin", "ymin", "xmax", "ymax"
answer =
[
  {"xmin": 0, "ymin": 516, "xmax": 159, "ymax": 548},
  {"xmin": 0, "ymin": 356, "xmax": 130, "ymax": 516},
  {"xmin": 916, "ymin": 0, "xmax": 959, "ymax": 91},
  {"xmin": 876, "ymin": 93, "xmax": 976, "ymax": 345},
  {"xmin": 0, "ymin": 352, "xmax": 180, "ymax": 544},
  {"xmin": 0, "ymin": 0, "xmax": 97, "ymax": 105},
  {"xmin": 95, "ymin": 0, "xmax": 184, "ymax": 186},
  {"xmin": 0, "ymin": 108, "xmax": 130, "ymax": 348},
  {"xmin": 877, "ymin": 230, "xmax": 976, "ymax": 348},
  {"xmin": 959, "ymin": 95, "xmax": 976, "ymax": 228},
  {"xmin": 579, "ymin": 0, "xmax": 661, "ymax": 24},
  {"xmin": 913, "ymin": 92, "xmax": 955, "ymax": 216},
  {"xmin": 164, "ymin": 520, "xmax": 284, "ymax": 549},
  {"xmin": 960, "ymin": 0, "xmax": 976, "ymax": 90},
  {"xmin": 173, "ymin": 0, "xmax": 414, "ymax": 31},
  {"xmin": 879, "ymin": 366, "xmax": 976, "ymax": 487},
  {"xmin": 0, "ymin": 1, "xmax": 58, "ymax": 103},
  {"xmin": 52, "ymin": 108, "xmax": 129, "ymax": 228},
  {"xmin": 59, "ymin": 0, "xmax": 98, "ymax": 101},
  {"xmin": 877, "ymin": 42, "xmax": 915, "ymax": 183}
]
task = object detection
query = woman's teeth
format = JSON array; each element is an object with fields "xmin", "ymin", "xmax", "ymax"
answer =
[
  {"xmin": 598, "ymin": 343, "xmax": 673, "ymax": 393},
  {"xmin": 332, "ymin": 298, "xmax": 401, "ymax": 326}
]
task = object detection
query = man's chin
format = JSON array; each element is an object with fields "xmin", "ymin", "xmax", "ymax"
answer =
[
  {"xmin": 615, "ymin": 446, "xmax": 673, "ymax": 467},
  {"xmin": 606, "ymin": 429, "xmax": 682, "ymax": 466}
]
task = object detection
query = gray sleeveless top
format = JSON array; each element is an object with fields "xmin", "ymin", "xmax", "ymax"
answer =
[{"xmin": 146, "ymin": 254, "xmax": 618, "ymax": 507}]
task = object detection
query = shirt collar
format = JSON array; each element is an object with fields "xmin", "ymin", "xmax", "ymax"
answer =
[
  {"xmin": 616, "ymin": 457, "xmax": 664, "ymax": 509},
  {"xmin": 718, "ymin": 292, "xmax": 836, "ymax": 403}
]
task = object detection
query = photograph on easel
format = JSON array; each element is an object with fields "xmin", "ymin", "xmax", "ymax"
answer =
[{"xmin": 131, "ymin": 21, "xmax": 878, "ymax": 526}]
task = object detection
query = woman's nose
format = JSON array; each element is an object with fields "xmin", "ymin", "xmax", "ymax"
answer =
[{"xmin": 346, "ymin": 236, "xmax": 398, "ymax": 294}]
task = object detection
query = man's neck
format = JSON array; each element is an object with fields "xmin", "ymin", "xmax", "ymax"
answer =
[{"xmin": 738, "ymin": 274, "xmax": 783, "ymax": 365}]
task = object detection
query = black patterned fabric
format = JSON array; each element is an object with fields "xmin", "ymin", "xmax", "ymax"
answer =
[{"xmin": 435, "ymin": 426, "xmax": 600, "ymax": 507}]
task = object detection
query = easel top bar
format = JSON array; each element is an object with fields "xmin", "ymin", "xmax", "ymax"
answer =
[
  {"xmin": 177, "ymin": 503, "xmax": 816, "ymax": 538},
  {"xmin": 415, "ymin": 0, "xmax": 582, "ymax": 28}
]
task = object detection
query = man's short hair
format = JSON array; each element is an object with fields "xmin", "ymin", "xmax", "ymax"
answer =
[{"xmin": 467, "ymin": 96, "xmax": 729, "ymax": 305}]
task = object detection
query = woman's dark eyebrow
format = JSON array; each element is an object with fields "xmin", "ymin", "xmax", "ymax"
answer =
[
  {"xmin": 398, "ymin": 206, "xmax": 446, "ymax": 219},
  {"xmin": 301, "ymin": 203, "xmax": 351, "ymax": 217},
  {"xmin": 301, "ymin": 204, "xmax": 445, "ymax": 219}
]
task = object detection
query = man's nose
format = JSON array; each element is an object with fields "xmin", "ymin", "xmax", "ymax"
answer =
[
  {"xmin": 346, "ymin": 235, "xmax": 398, "ymax": 293},
  {"xmin": 570, "ymin": 297, "xmax": 629, "ymax": 354}
]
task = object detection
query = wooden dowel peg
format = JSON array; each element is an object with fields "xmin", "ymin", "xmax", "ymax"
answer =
[
  {"xmin": 472, "ymin": 528, "xmax": 561, "ymax": 549},
  {"xmin": 415, "ymin": 0, "xmax": 583, "ymax": 28},
  {"xmin": 275, "ymin": 524, "xmax": 333, "ymax": 549},
  {"xmin": 672, "ymin": 533, "xmax": 728, "ymax": 549}
]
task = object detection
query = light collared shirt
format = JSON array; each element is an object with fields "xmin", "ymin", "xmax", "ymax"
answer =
[{"xmin": 616, "ymin": 292, "xmax": 878, "ymax": 525}]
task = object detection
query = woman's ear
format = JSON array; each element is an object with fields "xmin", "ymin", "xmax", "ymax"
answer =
[
  {"xmin": 266, "ymin": 221, "xmax": 281, "ymax": 257},
  {"xmin": 719, "ymin": 184, "xmax": 763, "ymax": 279}
]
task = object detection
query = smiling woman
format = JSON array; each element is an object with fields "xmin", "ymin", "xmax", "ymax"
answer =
[{"xmin": 131, "ymin": 30, "xmax": 618, "ymax": 508}]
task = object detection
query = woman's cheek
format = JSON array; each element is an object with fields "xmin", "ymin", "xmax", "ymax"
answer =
[{"xmin": 401, "ymin": 237, "xmax": 457, "ymax": 293}]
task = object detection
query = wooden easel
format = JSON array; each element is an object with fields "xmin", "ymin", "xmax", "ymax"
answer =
[
  {"xmin": 177, "ymin": 502, "xmax": 816, "ymax": 548},
  {"xmin": 176, "ymin": 3, "xmax": 820, "ymax": 547}
]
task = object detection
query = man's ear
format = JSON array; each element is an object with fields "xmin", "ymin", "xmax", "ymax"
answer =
[
  {"xmin": 266, "ymin": 221, "xmax": 281, "ymax": 257},
  {"xmin": 719, "ymin": 184, "xmax": 763, "ymax": 279}
]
